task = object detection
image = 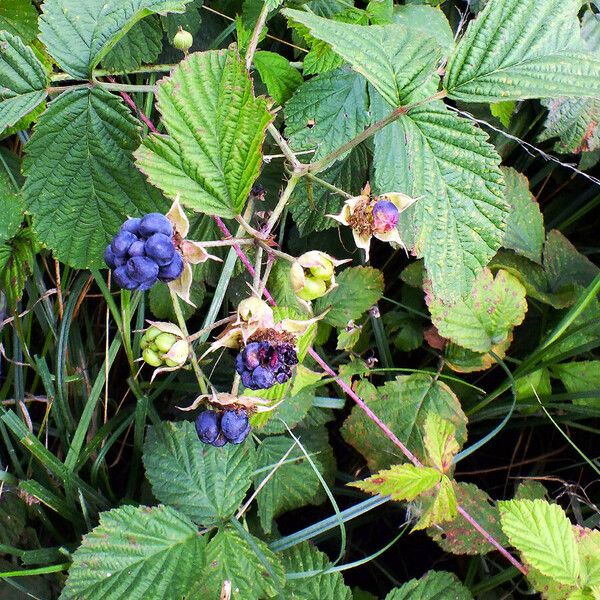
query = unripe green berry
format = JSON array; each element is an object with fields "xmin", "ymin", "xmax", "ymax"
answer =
[
  {"xmin": 309, "ymin": 259, "xmax": 334, "ymax": 281},
  {"xmin": 143, "ymin": 347, "xmax": 162, "ymax": 367},
  {"xmin": 297, "ymin": 277, "xmax": 327, "ymax": 301},
  {"xmin": 155, "ymin": 332, "xmax": 177, "ymax": 353},
  {"xmin": 173, "ymin": 28, "xmax": 193, "ymax": 52},
  {"xmin": 144, "ymin": 326, "xmax": 161, "ymax": 342}
]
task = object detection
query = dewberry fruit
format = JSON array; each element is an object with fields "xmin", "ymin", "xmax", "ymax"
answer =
[
  {"xmin": 236, "ymin": 340, "xmax": 298, "ymax": 390},
  {"xmin": 228, "ymin": 423, "xmax": 251, "ymax": 444},
  {"xmin": 158, "ymin": 253, "xmax": 184, "ymax": 282},
  {"xmin": 371, "ymin": 200, "xmax": 399, "ymax": 234},
  {"xmin": 111, "ymin": 231, "xmax": 137, "ymax": 256},
  {"xmin": 221, "ymin": 410, "xmax": 250, "ymax": 442},
  {"xmin": 126, "ymin": 256, "xmax": 159, "ymax": 284},
  {"xmin": 145, "ymin": 233, "xmax": 176, "ymax": 266},
  {"xmin": 139, "ymin": 213, "xmax": 173, "ymax": 238},
  {"xmin": 120, "ymin": 217, "xmax": 142, "ymax": 235},
  {"xmin": 195, "ymin": 410, "xmax": 221, "ymax": 445},
  {"xmin": 113, "ymin": 266, "xmax": 138, "ymax": 290},
  {"xmin": 173, "ymin": 28, "xmax": 193, "ymax": 52},
  {"xmin": 128, "ymin": 240, "xmax": 146, "ymax": 257}
]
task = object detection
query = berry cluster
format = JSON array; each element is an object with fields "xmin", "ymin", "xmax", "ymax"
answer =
[
  {"xmin": 104, "ymin": 213, "xmax": 184, "ymax": 291},
  {"xmin": 195, "ymin": 409, "xmax": 250, "ymax": 446},
  {"xmin": 236, "ymin": 341, "xmax": 298, "ymax": 390}
]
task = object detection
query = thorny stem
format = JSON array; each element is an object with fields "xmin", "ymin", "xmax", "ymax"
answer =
[
  {"xmin": 305, "ymin": 172, "xmax": 352, "ymax": 198},
  {"xmin": 187, "ymin": 315, "xmax": 235, "ymax": 343},
  {"xmin": 50, "ymin": 63, "xmax": 176, "ymax": 82},
  {"xmin": 263, "ymin": 174, "xmax": 300, "ymax": 236},
  {"xmin": 267, "ymin": 124, "xmax": 304, "ymax": 171},
  {"xmin": 257, "ymin": 242, "xmax": 296, "ymax": 263},
  {"xmin": 245, "ymin": 2, "xmax": 270, "ymax": 70},
  {"xmin": 169, "ymin": 288, "xmax": 208, "ymax": 396},
  {"xmin": 252, "ymin": 245, "xmax": 264, "ymax": 292}
]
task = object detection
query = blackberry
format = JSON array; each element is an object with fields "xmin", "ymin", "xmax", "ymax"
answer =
[
  {"xmin": 195, "ymin": 408, "xmax": 251, "ymax": 447},
  {"xmin": 235, "ymin": 340, "xmax": 298, "ymax": 390}
]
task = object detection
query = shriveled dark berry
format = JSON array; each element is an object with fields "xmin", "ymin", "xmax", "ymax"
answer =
[{"xmin": 221, "ymin": 410, "xmax": 250, "ymax": 441}]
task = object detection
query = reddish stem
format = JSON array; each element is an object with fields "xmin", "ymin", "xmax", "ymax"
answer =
[{"xmin": 121, "ymin": 90, "xmax": 526, "ymax": 576}]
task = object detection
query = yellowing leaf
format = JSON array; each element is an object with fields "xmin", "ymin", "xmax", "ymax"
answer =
[
  {"xmin": 414, "ymin": 475, "xmax": 457, "ymax": 530},
  {"xmin": 349, "ymin": 464, "xmax": 441, "ymax": 501},
  {"xmin": 423, "ymin": 413, "xmax": 459, "ymax": 473}
]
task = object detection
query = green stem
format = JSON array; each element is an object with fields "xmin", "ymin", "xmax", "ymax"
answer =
[
  {"xmin": 267, "ymin": 123, "xmax": 303, "ymax": 171},
  {"xmin": 97, "ymin": 81, "xmax": 156, "ymax": 93},
  {"xmin": 50, "ymin": 63, "xmax": 177, "ymax": 82},
  {"xmin": 264, "ymin": 174, "xmax": 300, "ymax": 235},
  {"xmin": 169, "ymin": 288, "xmax": 208, "ymax": 395},
  {"xmin": 305, "ymin": 172, "xmax": 352, "ymax": 198},
  {"xmin": 245, "ymin": 1, "xmax": 270, "ymax": 70}
]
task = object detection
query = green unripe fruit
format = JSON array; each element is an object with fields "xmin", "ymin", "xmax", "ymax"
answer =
[
  {"xmin": 173, "ymin": 28, "xmax": 193, "ymax": 52},
  {"xmin": 155, "ymin": 332, "xmax": 177, "ymax": 353},
  {"xmin": 144, "ymin": 326, "xmax": 161, "ymax": 342},
  {"xmin": 164, "ymin": 358, "xmax": 178, "ymax": 367},
  {"xmin": 143, "ymin": 347, "xmax": 162, "ymax": 367},
  {"xmin": 309, "ymin": 259, "xmax": 334, "ymax": 281},
  {"xmin": 297, "ymin": 277, "xmax": 327, "ymax": 301}
]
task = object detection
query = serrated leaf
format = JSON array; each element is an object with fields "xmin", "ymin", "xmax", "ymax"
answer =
[
  {"xmin": 490, "ymin": 101, "xmax": 516, "ymax": 127},
  {"xmin": 385, "ymin": 570, "xmax": 473, "ymax": 600},
  {"xmin": 414, "ymin": 475, "xmax": 457, "ymax": 530},
  {"xmin": 0, "ymin": 227, "xmax": 38, "ymax": 309},
  {"xmin": 444, "ymin": 334, "xmax": 513, "ymax": 373},
  {"xmin": 502, "ymin": 167, "xmax": 544, "ymax": 263},
  {"xmin": 444, "ymin": 0, "xmax": 600, "ymax": 102},
  {"xmin": 24, "ymin": 88, "xmax": 165, "ymax": 269},
  {"xmin": 254, "ymin": 427, "xmax": 335, "ymax": 532},
  {"xmin": 575, "ymin": 527, "xmax": 600, "ymax": 588},
  {"xmin": 391, "ymin": 5, "xmax": 454, "ymax": 55},
  {"xmin": 423, "ymin": 413, "xmax": 458, "ymax": 472},
  {"xmin": 280, "ymin": 542, "xmax": 353, "ymax": 599},
  {"xmin": 254, "ymin": 50, "xmax": 303, "ymax": 105},
  {"xmin": 427, "ymin": 482, "xmax": 507, "ymax": 555},
  {"xmin": 283, "ymin": 8, "xmax": 441, "ymax": 107},
  {"xmin": 350, "ymin": 463, "xmax": 441, "ymax": 501},
  {"xmin": 515, "ymin": 368, "xmax": 552, "ymax": 402},
  {"xmin": 196, "ymin": 525, "xmax": 285, "ymax": 599},
  {"xmin": 102, "ymin": 15, "xmax": 163, "ymax": 72},
  {"xmin": 136, "ymin": 49, "xmax": 273, "ymax": 218},
  {"xmin": 284, "ymin": 67, "xmax": 370, "ymax": 163},
  {"xmin": 0, "ymin": 0, "xmax": 38, "ymax": 44},
  {"xmin": 372, "ymin": 94, "xmax": 508, "ymax": 302},
  {"xmin": 39, "ymin": 0, "xmax": 191, "ymax": 79},
  {"xmin": 314, "ymin": 266, "xmax": 384, "ymax": 328},
  {"xmin": 143, "ymin": 421, "xmax": 255, "ymax": 526},
  {"xmin": 552, "ymin": 362, "xmax": 600, "ymax": 407},
  {"xmin": 0, "ymin": 31, "xmax": 49, "ymax": 134},
  {"xmin": 499, "ymin": 499, "xmax": 580, "ymax": 585},
  {"xmin": 341, "ymin": 374, "xmax": 467, "ymax": 471},
  {"xmin": 427, "ymin": 268, "xmax": 527, "ymax": 353},
  {"xmin": 0, "ymin": 171, "xmax": 23, "ymax": 244},
  {"xmin": 60, "ymin": 504, "xmax": 206, "ymax": 600},
  {"xmin": 290, "ymin": 144, "xmax": 368, "ymax": 235}
]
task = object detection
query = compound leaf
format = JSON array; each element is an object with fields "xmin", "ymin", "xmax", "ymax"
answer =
[
  {"xmin": 499, "ymin": 499, "xmax": 580, "ymax": 585},
  {"xmin": 24, "ymin": 88, "xmax": 165, "ymax": 269},
  {"xmin": 0, "ymin": 31, "xmax": 49, "ymax": 134},
  {"xmin": 444, "ymin": 0, "xmax": 600, "ymax": 102},
  {"xmin": 136, "ymin": 49, "xmax": 273, "ymax": 218},
  {"xmin": 385, "ymin": 570, "xmax": 473, "ymax": 600},
  {"xmin": 254, "ymin": 50, "xmax": 303, "ymax": 105},
  {"xmin": 283, "ymin": 8, "xmax": 441, "ymax": 107},
  {"xmin": 427, "ymin": 268, "xmax": 527, "ymax": 353},
  {"xmin": 39, "ymin": 0, "xmax": 191, "ymax": 79},
  {"xmin": 60, "ymin": 505, "xmax": 206, "ymax": 600},
  {"xmin": 143, "ymin": 421, "xmax": 255, "ymax": 526},
  {"xmin": 0, "ymin": 0, "xmax": 39, "ymax": 44},
  {"xmin": 0, "ymin": 227, "xmax": 38, "ymax": 309}
]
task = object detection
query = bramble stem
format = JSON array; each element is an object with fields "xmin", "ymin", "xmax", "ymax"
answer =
[
  {"xmin": 50, "ymin": 63, "xmax": 176, "ymax": 82},
  {"xmin": 245, "ymin": 2, "xmax": 270, "ymax": 70},
  {"xmin": 263, "ymin": 174, "xmax": 300, "ymax": 236},
  {"xmin": 169, "ymin": 288, "xmax": 208, "ymax": 396}
]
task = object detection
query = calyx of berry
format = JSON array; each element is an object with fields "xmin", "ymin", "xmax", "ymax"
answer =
[
  {"xmin": 140, "ymin": 321, "xmax": 189, "ymax": 379},
  {"xmin": 290, "ymin": 251, "xmax": 349, "ymax": 303}
]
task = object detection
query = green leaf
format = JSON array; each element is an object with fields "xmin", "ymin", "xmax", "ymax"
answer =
[
  {"xmin": 143, "ymin": 421, "xmax": 255, "ymax": 526},
  {"xmin": 314, "ymin": 266, "xmax": 384, "ymax": 328},
  {"xmin": 60, "ymin": 504, "xmax": 206, "ymax": 600},
  {"xmin": 350, "ymin": 463, "xmax": 441, "ymax": 500},
  {"xmin": 284, "ymin": 67, "xmax": 370, "ymax": 163},
  {"xmin": 490, "ymin": 101, "xmax": 516, "ymax": 127},
  {"xmin": 24, "ymin": 88, "xmax": 165, "ymax": 269},
  {"xmin": 576, "ymin": 527, "xmax": 600, "ymax": 588},
  {"xmin": 280, "ymin": 542, "xmax": 353, "ymax": 600},
  {"xmin": 341, "ymin": 374, "xmax": 467, "ymax": 471},
  {"xmin": 0, "ymin": 0, "xmax": 38, "ymax": 44},
  {"xmin": 289, "ymin": 144, "xmax": 368, "ymax": 235},
  {"xmin": 0, "ymin": 31, "xmax": 49, "ymax": 134},
  {"xmin": 0, "ymin": 490, "xmax": 26, "ymax": 546},
  {"xmin": 444, "ymin": 335, "xmax": 513, "ymax": 374},
  {"xmin": 552, "ymin": 361, "xmax": 600, "ymax": 407},
  {"xmin": 427, "ymin": 268, "xmax": 527, "ymax": 353},
  {"xmin": 254, "ymin": 50, "xmax": 303, "ymax": 105},
  {"xmin": 135, "ymin": 49, "xmax": 273, "ymax": 218},
  {"xmin": 367, "ymin": 0, "xmax": 393, "ymax": 25},
  {"xmin": 514, "ymin": 368, "xmax": 552, "ymax": 402},
  {"xmin": 499, "ymin": 499, "xmax": 580, "ymax": 585},
  {"xmin": 502, "ymin": 168, "xmax": 544, "ymax": 263},
  {"xmin": 196, "ymin": 525, "xmax": 285, "ymax": 599},
  {"xmin": 254, "ymin": 427, "xmax": 335, "ymax": 532},
  {"xmin": 391, "ymin": 5, "xmax": 454, "ymax": 55},
  {"xmin": 0, "ymin": 227, "xmax": 38, "ymax": 309},
  {"xmin": 161, "ymin": 0, "xmax": 204, "ymax": 43},
  {"xmin": 372, "ymin": 94, "xmax": 508, "ymax": 302},
  {"xmin": 149, "ymin": 277, "xmax": 205, "ymax": 321},
  {"xmin": 283, "ymin": 8, "xmax": 441, "ymax": 106},
  {"xmin": 444, "ymin": 0, "xmax": 600, "ymax": 102},
  {"xmin": 385, "ymin": 570, "xmax": 473, "ymax": 600},
  {"xmin": 0, "ymin": 171, "xmax": 23, "ymax": 244},
  {"xmin": 39, "ymin": 0, "xmax": 191, "ymax": 79},
  {"xmin": 101, "ymin": 15, "xmax": 163, "ymax": 72},
  {"xmin": 423, "ymin": 412, "xmax": 459, "ymax": 472},
  {"xmin": 427, "ymin": 482, "xmax": 507, "ymax": 555},
  {"xmin": 414, "ymin": 475, "xmax": 457, "ymax": 530}
]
